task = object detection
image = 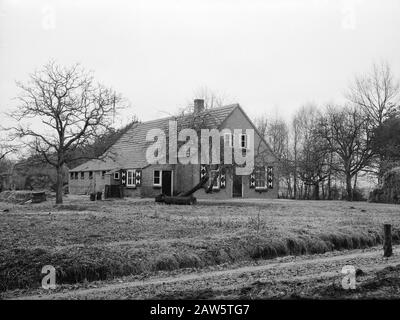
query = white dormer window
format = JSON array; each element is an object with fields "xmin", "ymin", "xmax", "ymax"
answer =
[{"xmin": 224, "ymin": 133, "xmax": 233, "ymax": 147}]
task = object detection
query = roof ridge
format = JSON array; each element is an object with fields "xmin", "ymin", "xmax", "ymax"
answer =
[{"xmin": 136, "ymin": 103, "xmax": 239, "ymax": 125}]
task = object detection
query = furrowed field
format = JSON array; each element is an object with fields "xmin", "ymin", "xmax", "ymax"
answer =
[{"xmin": 1, "ymin": 195, "xmax": 400, "ymax": 293}]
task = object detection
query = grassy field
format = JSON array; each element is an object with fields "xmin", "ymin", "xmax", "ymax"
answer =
[{"xmin": 1, "ymin": 195, "xmax": 400, "ymax": 293}]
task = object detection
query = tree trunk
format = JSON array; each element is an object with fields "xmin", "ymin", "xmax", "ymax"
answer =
[
  {"xmin": 286, "ymin": 177, "xmax": 292, "ymax": 199},
  {"xmin": 293, "ymin": 143, "xmax": 297, "ymax": 199},
  {"xmin": 378, "ymin": 155, "xmax": 384, "ymax": 186},
  {"xmin": 353, "ymin": 173, "xmax": 358, "ymax": 200},
  {"xmin": 56, "ymin": 165, "xmax": 63, "ymax": 204},
  {"xmin": 346, "ymin": 173, "xmax": 352, "ymax": 201},
  {"xmin": 327, "ymin": 152, "xmax": 333, "ymax": 200},
  {"xmin": 314, "ymin": 182, "xmax": 320, "ymax": 200},
  {"xmin": 327, "ymin": 173, "xmax": 331, "ymax": 200}
]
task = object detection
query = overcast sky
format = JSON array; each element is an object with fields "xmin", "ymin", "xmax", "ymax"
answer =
[{"xmin": 1, "ymin": 0, "xmax": 400, "ymax": 126}]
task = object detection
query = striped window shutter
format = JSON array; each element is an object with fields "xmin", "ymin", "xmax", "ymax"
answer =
[
  {"xmin": 135, "ymin": 169, "xmax": 142, "ymax": 186},
  {"xmin": 267, "ymin": 166, "xmax": 273, "ymax": 188},
  {"xmin": 220, "ymin": 167, "xmax": 226, "ymax": 189},
  {"xmin": 200, "ymin": 164, "xmax": 207, "ymax": 179},
  {"xmin": 249, "ymin": 170, "xmax": 256, "ymax": 188},
  {"xmin": 121, "ymin": 170, "xmax": 127, "ymax": 186},
  {"xmin": 264, "ymin": 167, "xmax": 268, "ymax": 188}
]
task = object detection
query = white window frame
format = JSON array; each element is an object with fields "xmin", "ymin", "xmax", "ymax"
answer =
[
  {"xmin": 224, "ymin": 133, "xmax": 233, "ymax": 147},
  {"xmin": 240, "ymin": 133, "xmax": 248, "ymax": 149},
  {"xmin": 126, "ymin": 169, "xmax": 136, "ymax": 187},
  {"xmin": 114, "ymin": 172, "xmax": 120, "ymax": 180},
  {"xmin": 153, "ymin": 170, "xmax": 162, "ymax": 187},
  {"xmin": 255, "ymin": 166, "xmax": 267, "ymax": 190}
]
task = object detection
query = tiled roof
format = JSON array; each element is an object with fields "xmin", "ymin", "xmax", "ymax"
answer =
[{"xmin": 70, "ymin": 104, "xmax": 238, "ymax": 172}]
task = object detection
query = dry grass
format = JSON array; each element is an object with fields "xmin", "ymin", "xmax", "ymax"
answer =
[{"xmin": 1, "ymin": 195, "xmax": 400, "ymax": 292}]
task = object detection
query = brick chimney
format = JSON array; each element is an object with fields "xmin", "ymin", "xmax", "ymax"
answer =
[{"xmin": 194, "ymin": 99, "xmax": 205, "ymax": 113}]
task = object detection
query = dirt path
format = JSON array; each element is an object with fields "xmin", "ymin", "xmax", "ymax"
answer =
[{"xmin": 12, "ymin": 245, "xmax": 400, "ymax": 300}]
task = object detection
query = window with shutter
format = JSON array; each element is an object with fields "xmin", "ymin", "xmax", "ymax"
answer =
[
  {"xmin": 267, "ymin": 166, "xmax": 274, "ymax": 188},
  {"xmin": 255, "ymin": 167, "xmax": 266, "ymax": 189},
  {"xmin": 135, "ymin": 170, "xmax": 142, "ymax": 186},
  {"xmin": 249, "ymin": 171, "xmax": 256, "ymax": 188},
  {"xmin": 200, "ymin": 164, "xmax": 207, "ymax": 179},
  {"xmin": 127, "ymin": 169, "xmax": 136, "ymax": 187}
]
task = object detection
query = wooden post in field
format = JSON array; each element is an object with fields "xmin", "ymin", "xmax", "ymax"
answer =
[{"xmin": 383, "ymin": 224, "xmax": 393, "ymax": 257}]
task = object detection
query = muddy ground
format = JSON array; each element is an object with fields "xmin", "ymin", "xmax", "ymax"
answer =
[{"xmin": 3, "ymin": 245, "xmax": 400, "ymax": 299}]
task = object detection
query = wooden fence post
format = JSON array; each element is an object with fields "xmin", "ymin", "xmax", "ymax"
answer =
[{"xmin": 383, "ymin": 224, "xmax": 393, "ymax": 257}]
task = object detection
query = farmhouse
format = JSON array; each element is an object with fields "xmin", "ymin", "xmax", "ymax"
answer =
[{"xmin": 69, "ymin": 100, "xmax": 279, "ymax": 199}]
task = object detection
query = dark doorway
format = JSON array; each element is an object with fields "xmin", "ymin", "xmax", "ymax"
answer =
[
  {"xmin": 105, "ymin": 185, "xmax": 123, "ymax": 198},
  {"xmin": 232, "ymin": 175, "xmax": 242, "ymax": 198},
  {"xmin": 162, "ymin": 171, "xmax": 172, "ymax": 196}
]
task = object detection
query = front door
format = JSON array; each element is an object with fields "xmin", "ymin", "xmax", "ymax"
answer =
[
  {"xmin": 162, "ymin": 171, "xmax": 172, "ymax": 196},
  {"xmin": 232, "ymin": 175, "xmax": 242, "ymax": 198}
]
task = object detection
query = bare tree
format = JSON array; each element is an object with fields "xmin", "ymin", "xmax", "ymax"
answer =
[
  {"xmin": 7, "ymin": 61, "xmax": 122, "ymax": 203},
  {"xmin": 254, "ymin": 115, "xmax": 268, "ymax": 139},
  {"xmin": 291, "ymin": 104, "xmax": 318, "ymax": 199},
  {"xmin": 318, "ymin": 105, "xmax": 374, "ymax": 201},
  {"xmin": 297, "ymin": 124, "xmax": 330, "ymax": 200},
  {"xmin": 347, "ymin": 61, "xmax": 400, "ymax": 180},
  {"xmin": 291, "ymin": 114, "xmax": 300, "ymax": 199},
  {"xmin": 266, "ymin": 118, "xmax": 289, "ymax": 161},
  {"xmin": 347, "ymin": 61, "xmax": 399, "ymax": 128},
  {"xmin": 0, "ymin": 143, "xmax": 16, "ymax": 162}
]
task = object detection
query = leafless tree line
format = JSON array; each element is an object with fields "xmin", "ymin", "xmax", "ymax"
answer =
[{"xmin": 256, "ymin": 61, "xmax": 400, "ymax": 201}]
